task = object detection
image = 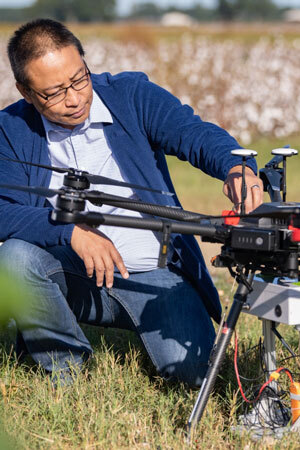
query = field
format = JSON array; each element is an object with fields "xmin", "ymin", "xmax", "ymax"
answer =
[{"xmin": 0, "ymin": 23, "xmax": 300, "ymax": 449}]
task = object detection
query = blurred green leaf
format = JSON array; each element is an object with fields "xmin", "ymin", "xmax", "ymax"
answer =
[{"xmin": 0, "ymin": 266, "xmax": 32, "ymax": 325}]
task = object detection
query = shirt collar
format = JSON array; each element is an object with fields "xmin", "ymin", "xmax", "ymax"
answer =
[
  {"xmin": 89, "ymin": 89, "xmax": 113, "ymax": 125},
  {"xmin": 41, "ymin": 90, "xmax": 113, "ymax": 141}
]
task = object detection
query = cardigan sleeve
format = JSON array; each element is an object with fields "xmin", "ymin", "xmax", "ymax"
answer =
[
  {"xmin": 0, "ymin": 109, "xmax": 75, "ymax": 247},
  {"xmin": 132, "ymin": 77, "xmax": 257, "ymax": 181}
]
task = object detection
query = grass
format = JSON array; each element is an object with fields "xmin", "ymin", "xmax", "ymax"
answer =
[{"xmin": 0, "ymin": 134, "xmax": 299, "ymax": 448}]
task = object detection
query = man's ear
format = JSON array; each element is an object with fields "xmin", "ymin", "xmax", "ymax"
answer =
[{"xmin": 16, "ymin": 82, "xmax": 32, "ymax": 104}]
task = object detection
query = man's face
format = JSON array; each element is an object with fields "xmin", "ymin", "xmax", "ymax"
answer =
[{"xmin": 17, "ymin": 45, "xmax": 93, "ymax": 129}]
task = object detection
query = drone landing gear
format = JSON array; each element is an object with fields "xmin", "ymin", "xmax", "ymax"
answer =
[{"xmin": 186, "ymin": 270, "xmax": 254, "ymax": 437}]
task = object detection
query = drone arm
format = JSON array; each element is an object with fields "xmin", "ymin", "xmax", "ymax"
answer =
[
  {"xmin": 86, "ymin": 191, "xmax": 205, "ymax": 222},
  {"xmin": 52, "ymin": 209, "xmax": 228, "ymax": 241}
]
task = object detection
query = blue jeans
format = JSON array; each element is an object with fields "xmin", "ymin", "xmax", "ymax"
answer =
[{"xmin": 0, "ymin": 239, "xmax": 215, "ymax": 387}]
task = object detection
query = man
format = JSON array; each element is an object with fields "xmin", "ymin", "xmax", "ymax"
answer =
[{"xmin": 0, "ymin": 19, "xmax": 263, "ymax": 387}]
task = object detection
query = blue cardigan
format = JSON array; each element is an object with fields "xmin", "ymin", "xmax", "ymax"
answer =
[{"xmin": 0, "ymin": 72, "xmax": 257, "ymax": 322}]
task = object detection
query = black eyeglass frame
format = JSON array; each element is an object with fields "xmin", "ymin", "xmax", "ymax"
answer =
[{"xmin": 28, "ymin": 62, "xmax": 91, "ymax": 104}]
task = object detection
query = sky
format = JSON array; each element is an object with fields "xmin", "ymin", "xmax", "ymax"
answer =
[{"xmin": 0, "ymin": 0, "xmax": 300, "ymax": 13}]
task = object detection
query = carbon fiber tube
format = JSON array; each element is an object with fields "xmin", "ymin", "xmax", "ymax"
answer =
[
  {"xmin": 187, "ymin": 273, "xmax": 254, "ymax": 436},
  {"xmin": 52, "ymin": 209, "xmax": 225, "ymax": 239},
  {"xmin": 86, "ymin": 191, "xmax": 205, "ymax": 222}
]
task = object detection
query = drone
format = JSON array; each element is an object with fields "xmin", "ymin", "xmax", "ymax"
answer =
[{"xmin": 0, "ymin": 146, "xmax": 300, "ymax": 439}]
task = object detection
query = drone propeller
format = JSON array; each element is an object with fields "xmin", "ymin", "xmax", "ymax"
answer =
[
  {"xmin": 0, "ymin": 156, "xmax": 174, "ymax": 197},
  {"xmin": 0, "ymin": 183, "xmax": 61, "ymax": 198},
  {"xmin": 0, "ymin": 183, "xmax": 208, "ymax": 222},
  {"xmin": 1, "ymin": 183, "xmax": 300, "ymax": 223}
]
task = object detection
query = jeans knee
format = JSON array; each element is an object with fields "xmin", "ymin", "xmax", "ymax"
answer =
[
  {"xmin": 160, "ymin": 355, "xmax": 210, "ymax": 388},
  {"xmin": 0, "ymin": 239, "xmax": 55, "ymax": 280},
  {"xmin": 156, "ymin": 333, "xmax": 214, "ymax": 388}
]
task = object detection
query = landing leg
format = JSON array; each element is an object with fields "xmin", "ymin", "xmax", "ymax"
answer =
[{"xmin": 187, "ymin": 273, "xmax": 254, "ymax": 436}]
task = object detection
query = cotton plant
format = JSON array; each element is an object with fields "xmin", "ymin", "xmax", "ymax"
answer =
[{"xmin": 1, "ymin": 35, "xmax": 300, "ymax": 144}]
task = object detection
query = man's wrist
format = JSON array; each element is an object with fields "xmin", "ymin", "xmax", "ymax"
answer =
[
  {"xmin": 226, "ymin": 164, "xmax": 257, "ymax": 179},
  {"xmin": 227, "ymin": 164, "xmax": 255, "ymax": 175}
]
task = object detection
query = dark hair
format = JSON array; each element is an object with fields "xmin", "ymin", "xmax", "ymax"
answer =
[{"xmin": 7, "ymin": 18, "xmax": 85, "ymax": 85}]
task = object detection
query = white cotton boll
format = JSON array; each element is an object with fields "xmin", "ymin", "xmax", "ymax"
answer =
[
  {"xmin": 295, "ymin": 105, "xmax": 300, "ymax": 121},
  {"xmin": 239, "ymin": 130, "xmax": 251, "ymax": 145},
  {"xmin": 180, "ymin": 95, "xmax": 192, "ymax": 106},
  {"xmin": 293, "ymin": 39, "xmax": 300, "ymax": 49},
  {"xmin": 275, "ymin": 128, "xmax": 287, "ymax": 138},
  {"xmin": 188, "ymin": 74, "xmax": 199, "ymax": 86},
  {"xmin": 237, "ymin": 119, "xmax": 248, "ymax": 130},
  {"xmin": 204, "ymin": 95, "xmax": 216, "ymax": 106},
  {"xmin": 279, "ymin": 79, "xmax": 294, "ymax": 97},
  {"xmin": 245, "ymin": 104, "xmax": 259, "ymax": 124}
]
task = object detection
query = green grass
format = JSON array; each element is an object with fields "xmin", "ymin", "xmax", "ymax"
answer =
[{"xmin": 0, "ymin": 134, "xmax": 300, "ymax": 448}]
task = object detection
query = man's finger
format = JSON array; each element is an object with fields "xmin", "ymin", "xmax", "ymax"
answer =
[
  {"xmin": 84, "ymin": 255, "xmax": 94, "ymax": 278},
  {"xmin": 250, "ymin": 183, "xmax": 263, "ymax": 210},
  {"xmin": 225, "ymin": 179, "xmax": 241, "ymax": 205},
  {"xmin": 111, "ymin": 248, "xmax": 129, "ymax": 281},
  {"xmin": 93, "ymin": 256, "xmax": 105, "ymax": 287},
  {"xmin": 244, "ymin": 181, "xmax": 264, "ymax": 213},
  {"xmin": 100, "ymin": 255, "xmax": 115, "ymax": 289},
  {"xmin": 223, "ymin": 182, "xmax": 230, "ymax": 199}
]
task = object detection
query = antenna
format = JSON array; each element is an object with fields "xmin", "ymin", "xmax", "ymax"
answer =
[
  {"xmin": 271, "ymin": 148, "xmax": 298, "ymax": 202},
  {"xmin": 231, "ymin": 149, "xmax": 258, "ymax": 215}
]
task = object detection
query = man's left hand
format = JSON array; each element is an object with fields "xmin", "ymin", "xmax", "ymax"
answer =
[{"xmin": 223, "ymin": 165, "xmax": 264, "ymax": 213}]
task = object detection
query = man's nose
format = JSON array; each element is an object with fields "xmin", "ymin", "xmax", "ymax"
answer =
[{"xmin": 64, "ymin": 87, "xmax": 80, "ymax": 107}]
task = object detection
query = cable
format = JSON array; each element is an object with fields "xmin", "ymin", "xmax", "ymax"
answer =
[
  {"xmin": 234, "ymin": 332, "xmax": 294, "ymax": 431},
  {"xmin": 234, "ymin": 332, "xmax": 294, "ymax": 404},
  {"xmin": 236, "ymin": 342, "xmax": 265, "ymax": 382}
]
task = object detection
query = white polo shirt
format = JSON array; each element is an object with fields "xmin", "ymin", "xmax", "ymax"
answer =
[{"xmin": 42, "ymin": 91, "xmax": 161, "ymax": 272}]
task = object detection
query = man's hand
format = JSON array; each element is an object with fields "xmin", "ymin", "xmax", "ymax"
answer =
[
  {"xmin": 71, "ymin": 224, "xmax": 129, "ymax": 288},
  {"xmin": 223, "ymin": 165, "xmax": 264, "ymax": 213}
]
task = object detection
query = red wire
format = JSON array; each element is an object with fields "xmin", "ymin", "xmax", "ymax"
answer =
[{"xmin": 234, "ymin": 332, "xmax": 294, "ymax": 404}]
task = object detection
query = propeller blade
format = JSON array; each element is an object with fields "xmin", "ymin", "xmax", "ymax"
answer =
[
  {"xmin": 0, "ymin": 156, "xmax": 174, "ymax": 196},
  {"xmin": 0, "ymin": 156, "xmax": 69, "ymax": 174},
  {"xmin": 86, "ymin": 173, "xmax": 174, "ymax": 196},
  {"xmin": 0, "ymin": 184, "xmax": 62, "ymax": 198}
]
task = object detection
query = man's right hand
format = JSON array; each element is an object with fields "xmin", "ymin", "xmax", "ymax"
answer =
[{"xmin": 71, "ymin": 224, "xmax": 129, "ymax": 288}]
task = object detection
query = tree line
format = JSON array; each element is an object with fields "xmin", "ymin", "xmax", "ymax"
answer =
[
  {"xmin": 0, "ymin": 0, "xmax": 288, "ymax": 23},
  {"xmin": 130, "ymin": 0, "xmax": 284, "ymax": 22},
  {"xmin": 0, "ymin": 0, "xmax": 116, "ymax": 22}
]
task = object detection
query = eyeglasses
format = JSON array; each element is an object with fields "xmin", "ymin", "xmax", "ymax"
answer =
[{"xmin": 30, "ymin": 64, "xmax": 91, "ymax": 107}]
